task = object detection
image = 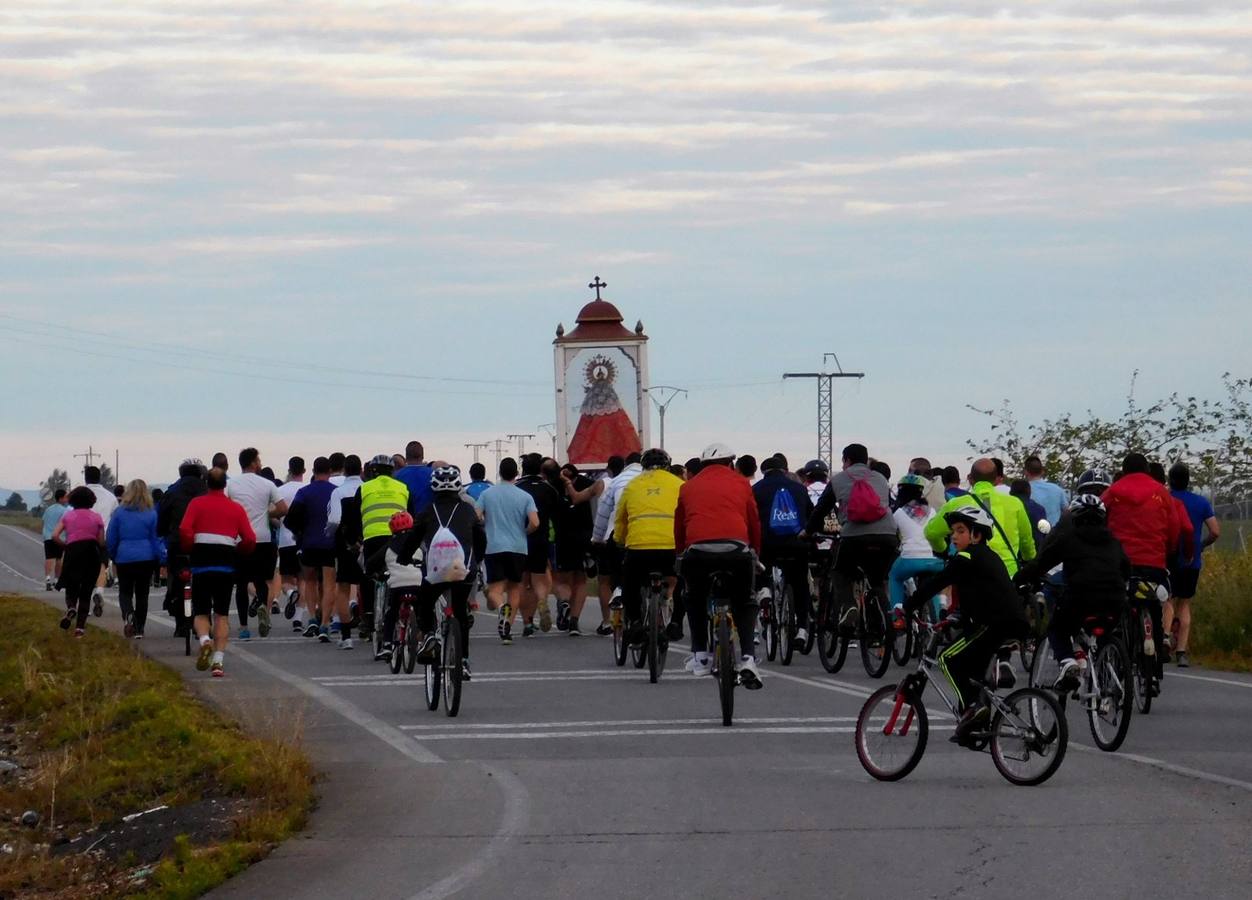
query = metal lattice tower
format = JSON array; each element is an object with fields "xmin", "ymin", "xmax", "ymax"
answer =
[{"xmin": 783, "ymin": 353, "xmax": 864, "ymax": 470}]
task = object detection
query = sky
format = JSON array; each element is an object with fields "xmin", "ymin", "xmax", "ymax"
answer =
[{"xmin": 1, "ymin": 0, "xmax": 1249, "ymax": 489}]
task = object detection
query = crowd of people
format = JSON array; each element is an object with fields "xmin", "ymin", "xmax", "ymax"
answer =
[{"xmin": 40, "ymin": 438, "xmax": 1219, "ymax": 724}]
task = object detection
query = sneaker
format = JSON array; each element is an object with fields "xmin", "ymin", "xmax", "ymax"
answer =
[
  {"xmin": 685, "ymin": 654, "xmax": 713, "ymax": 677},
  {"xmin": 794, "ymin": 627, "xmax": 809, "ymax": 645},
  {"xmin": 283, "ymin": 589, "xmax": 299, "ymax": 620},
  {"xmin": 461, "ymin": 660, "xmax": 473, "ymax": 681},
  {"xmin": 522, "ymin": 623, "xmax": 537, "ymax": 639},
  {"xmin": 257, "ymin": 602, "xmax": 272, "ymax": 637},
  {"xmin": 291, "ymin": 619, "xmax": 302, "ymax": 633},
  {"xmin": 317, "ymin": 627, "xmax": 330, "ymax": 643},
  {"xmin": 556, "ymin": 601, "xmax": 571, "ymax": 632},
  {"xmin": 45, "ymin": 578, "xmax": 53, "ymax": 592},
  {"xmin": 339, "ymin": 637, "xmax": 354, "ymax": 650},
  {"xmin": 952, "ymin": 704, "xmax": 990, "ymax": 744},
  {"xmin": 838, "ymin": 606, "xmax": 859, "ymax": 635},
  {"xmin": 1053, "ymin": 659, "xmax": 1081, "ymax": 693},
  {"xmin": 375, "ymin": 641, "xmax": 393, "ymax": 662},
  {"xmin": 59, "ymin": 613, "xmax": 72, "ymax": 631},
  {"xmin": 303, "ymin": 622, "xmax": 320, "ymax": 638},
  {"xmin": 595, "ymin": 622, "xmax": 613, "ymax": 637},
  {"xmin": 539, "ymin": 602, "xmax": 553, "ymax": 633},
  {"xmin": 738, "ymin": 655, "xmax": 763, "ymax": 690},
  {"xmin": 123, "ymin": 615, "xmax": 135, "ymax": 638},
  {"xmin": 664, "ymin": 620, "xmax": 684, "ymax": 642},
  {"xmin": 608, "ymin": 594, "xmax": 623, "ymax": 611},
  {"xmin": 568, "ymin": 618, "xmax": 582, "ymax": 637},
  {"xmin": 270, "ymin": 602, "xmax": 280, "ymax": 616},
  {"xmin": 498, "ymin": 604, "xmax": 512, "ymax": 642},
  {"xmin": 211, "ymin": 662, "xmax": 224, "ymax": 678},
  {"xmin": 74, "ymin": 627, "xmax": 86, "ymax": 638},
  {"xmin": 417, "ymin": 634, "xmax": 439, "ymax": 664},
  {"xmin": 91, "ymin": 590, "xmax": 104, "ymax": 618},
  {"xmin": 755, "ymin": 587, "xmax": 772, "ymax": 605},
  {"xmin": 330, "ymin": 621, "xmax": 341, "ymax": 634},
  {"xmin": 1176, "ymin": 651, "xmax": 1190, "ymax": 668},
  {"xmin": 196, "ymin": 641, "xmax": 213, "ymax": 671},
  {"xmin": 247, "ymin": 593, "xmax": 262, "ymax": 617},
  {"xmin": 996, "ymin": 661, "xmax": 1016, "ymax": 690},
  {"xmin": 238, "ymin": 629, "xmax": 252, "ymax": 641}
]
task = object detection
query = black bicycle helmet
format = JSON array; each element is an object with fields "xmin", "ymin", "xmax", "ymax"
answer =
[
  {"xmin": 1076, "ymin": 468, "xmax": 1111, "ymax": 494},
  {"xmin": 641, "ymin": 448, "xmax": 672, "ymax": 470}
]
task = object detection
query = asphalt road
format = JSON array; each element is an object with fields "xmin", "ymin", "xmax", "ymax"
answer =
[{"xmin": 3, "ymin": 522, "xmax": 1251, "ymax": 900}]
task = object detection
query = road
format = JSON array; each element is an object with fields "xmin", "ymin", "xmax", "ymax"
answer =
[{"xmin": 3, "ymin": 522, "xmax": 1251, "ymax": 899}]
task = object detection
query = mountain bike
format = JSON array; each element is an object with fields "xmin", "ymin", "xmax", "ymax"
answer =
[
  {"xmin": 643, "ymin": 571, "xmax": 670, "ymax": 684},
  {"xmin": 423, "ymin": 588, "xmax": 464, "ymax": 717},
  {"xmin": 856, "ymin": 620, "xmax": 1068, "ymax": 786},
  {"xmin": 1125, "ymin": 576, "xmax": 1167, "ymax": 715},
  {"xmin": 822, "ymin": 565, "xmax": 893, "ymax": 678},
  {"xmin": 388, "ymin": 586, "xmax": 419, "ymax": 676},
  {"xmin": 1030, "ymin": 612, "xmax": 1133, "ymax": 752},
  {"xmin": 682, "ymin": 541, "xmax": 756, "ymax": 727}
]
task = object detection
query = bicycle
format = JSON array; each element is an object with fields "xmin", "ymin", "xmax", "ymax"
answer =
[
  {"xmin": 682, "ymin": 540, "xmax": 756, "ymax": 727},
  {"xmin": 388, "ymin": 585, "xmax": 420, "ymax": 676},
  {"xmin": 762, "ymin": 562, "xmax": 798, "ymax": 666},
  {"xmin": 1017, "ymin": 582, "xmax": 1050, "ymax": 673},
  {"xmin": 371, "ymin": 577, "xmax": 388, "ymax": 662},
  {"xmin": 642, "ymin": 570, "xmax": 670, "ymax": 683},
  {"xmin": 1125, "ymin": 576, "xmax": 1167, "ymax": 715},
  {"xmin": 1030, "ymin": 612, "xmax": 1133, "ymax": 752},
  {"xmin": 422, "ymin": 588, "xmax": 464, "ymax": 717},
  {"xmin": 823, "ymin": 565, "xmax": 894, "ymax": 678},
  {"xmin": 855, "ymin": 620, "xmax": 1068, "ymax": 785}
]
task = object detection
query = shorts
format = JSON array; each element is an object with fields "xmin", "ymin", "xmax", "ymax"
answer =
[
  {"xmin": 192, "ymin": 571, "xmax": 235, "ymax": 617},
  {"xmin": 597, "ymin": 539, "xmax": 622, "ymax": 579},
  {"xmin": 44, "ymin": 540, "xmax": 63, "ymax": 561},
  {"xmin": 485, "ymin": 552, "xmax": 526, "ymax": 585},
  {"xmin": 1169, "ymin": 567, "xmax": 1200, "ymax": 600},
  {"xmin": 526, "ymin": 537, "xmax": 552, "ymax": 575},
  {"xmin": 336, "ymin": 550, "xmax": 364, "ymax": 585},
  {"xmin": 299, "ymin": 547, "xmax": 335, "ymax": 572},
  {"xmin": 554, "ymin": 532, "xmax": 592, "ymax": 573},
  {"xmin": 241, "ymin": 542, "xmax": 277, "ymax": 583},
  {"xmin": 278, "ymin": 546, "xmax": 301, "ymax": 578}
]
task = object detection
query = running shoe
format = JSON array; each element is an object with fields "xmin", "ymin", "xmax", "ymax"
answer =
[
  {"xmin": 247, "ymin": 593, "xmax": 261, "ymax": 617},
  {"xmin": 664, "ymin": 621, "xmax": 684, "ymax": 642},
  {"xmin": 283, "ymin": 589, "xmax": 299, "ymax": 620},
  {"xmin": 318, "ymin": 627, "xmax": 331, "ymax": 643},
  {"xmin": 211, "ymin": 661, "xmax": 224, "ymax": 678},
  {"xmin": 74, "ymin": 628, "xmax": 86, "ymax": 638},
  {"xmin": 270, "ymin": 601, "xmax": 280, "ymax": 616},
  {"xmin": 539, "ymin": 602, "xmax": 553, "ymax": 633},
  {"xmin": 685, "ymin": 655, "xmax": 712, "ymax": 677},
  {"xmin": 1053, "ymin": 659, "xmax": 1081, "ymax": 693},
  {"xmin": 522, "ymin": 622, "xmax": 537, "ymax": 639},
  {"xmin": 461, "ymin": 660, "xmax": 473, "ymax": 681},
  {"xmin": 238, "ymin": 629, "xmax": 252, "ymax": 641},
  {"xmin": 123, "ymin": 615, "xmax": 135, "ymax": 638},
  {"xmin": 737, "ymin": 656, "xmax": 763, "ymax": 690},
  {"xmin": 416, "ymin": 635, "xmax": 439, "ymax": 664},
  {"xmin": 556, "ymin": 601, "xmax": 571, "ymax": 632},
  {"xmin": 595, "ymin": 622, "xmax": 613, "ymax": 636},
  {"xmin": 256, "ymin": 602, "xmax": 272, "ymax": 638},
  {"xmin": 59, "ymin": 613, "xmax": 72, "ymax": 631},
  {"xmin": 291, "ymin": 619, "xmax": 302, "ymax": 633},
  {"xmin": 996, "ymin": 661, "xmax": 1016, "ymax": 690},
  {"xmin": 951, "ymin": 704, "xmax": 990, "ymax": 745},
  {"xmin": 568, "ymin": 617, "xmax": 582, "ymax": 637},
  {"xmin": 794, "ymin": 626, "xmax": 808, "ymax": 645},
  {"xmin": 45, "ymin": 578, "xmax": 52, "ymax": 592},
  {"xmin": 498, "ymin": 603, "xmax": 512, "ymax": 642},
  {"xmin": 375, "ymin": 641, "xmax": 393, "ymax": 662},
  {"xmin": 339, "ymin": 638, "xmax": 354, "ymax": 650},
  {"xmin": 91, "ymin": 590, "xmax": 103, "ymax": 618},
  {"xmin": 196, "ymin": 641, "xmax": 212, "ymax": 671},
  {"xmin": 1176, "ymin": 651, "xmax": 1190, "ymax": 668},
  {"xmin": 303, "ymin": 622, "xmax": 320, "ymax": 638}
]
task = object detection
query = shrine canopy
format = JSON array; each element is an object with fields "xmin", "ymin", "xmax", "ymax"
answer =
[{"xmin": 553, "ymin": 278, "xmax": 651, "ymax": 470}]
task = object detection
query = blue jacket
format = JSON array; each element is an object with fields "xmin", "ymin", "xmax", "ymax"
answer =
[{"xmin": 107, "ymin": 506, "xmax": 166, "ymax": 564}]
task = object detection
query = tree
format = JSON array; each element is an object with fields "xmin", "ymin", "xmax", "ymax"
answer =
[
  {"xmin": 98, "ymin": 463, "xmax": 116, "ymax": 491},
  {"xmin": 4, "ymin": 492, "xmax": 26, "ymax": 512},
  {"xmin": 40, "ymin": 468, "xmax": 71, "ymax": 506}
]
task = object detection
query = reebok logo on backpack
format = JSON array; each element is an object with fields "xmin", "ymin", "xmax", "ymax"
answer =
[
  {"xmin": 768, "ymin": 489, "xmax": 803, "ymax": 537},
  {"xmin": 846, "ymin": 477, "xmax": 888, "ymax": 524}
]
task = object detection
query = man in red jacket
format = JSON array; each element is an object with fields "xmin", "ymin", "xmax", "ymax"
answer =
[
  {"xmin": 1102, "ymin": 453, "xmax": 1182, "ymax": 672},
  {"xmin": 181, "ymin": 467, "xmax": 256, "ymax": 677},
  {"xmin": 674, "ymin": 443, "xmax": 764, "ymax": 688}
]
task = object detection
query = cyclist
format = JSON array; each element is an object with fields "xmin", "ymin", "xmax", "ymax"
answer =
[
  {"xmin": 615, "ymin": 448, "xmax": 683, "ymax": 648},
  {"xmin": 407, "ymin": 465, "xmax": 486, "ymax": 679},
  {"xmin": 345, "ymin": 454, "xmax": 411, "ymax": 651},
  {"xmin": 1074, "ymin": 468, "xmax": 1111, "ymax": 499},
  {"xmin": 926, "ymin": 458, "xmax": 1036, "ymax": 579},
  {"xmin": 365, "ymin": 511, "xmax": 425, "ymax": 659},
  {"xmin": 1102, "ymin": 452, "xmax": 1184, "ymax": 677},
  {"xmin": 592, "ymin": 452, "xmax": 641, "ymax": 633},
  {"xmin": 1017, "ymin": 495, "xmax": 1129, "ymax": 691},
  {"xmin": 179, "ymin": 467, "xmax": 256, "ymax": 677},
  {"xmin": 888, "ymin": 473, "xmax": 944, "ymax": 619},
  {"xmin": 804, "ymin": 443, "xmax": 898, "ymax": 638},
  {"xmin": 674, "ymin": 442, "xmax": 763, "ymax": 688},
  {"xmin": 752, "ymin": 454, "xmax": 814, "ymax": 645},
  {"xmin": 898, "ymin": 505, "xmax": 1029, "ymax": 743}
]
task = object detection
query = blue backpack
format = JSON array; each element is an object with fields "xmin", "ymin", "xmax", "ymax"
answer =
[{"xmin": 768, "ymin": 488, "xmax": 803, "ymax": 537}]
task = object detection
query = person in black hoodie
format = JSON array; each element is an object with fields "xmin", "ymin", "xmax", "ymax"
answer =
[
  {"xmin": 157, "ymin": 458, "xmax": 207, "ymax": 637},
  {"xmin": 900, "ymin": 504, "xmax": 1030, "ymax": 743},
  {"xmin": 1017, "ymin": 494, "xmax": 1129, "ymax": 692},
  {"xmin": 753, "ymin": 454, "xmax": 815, "ymax": 643},
  {"xmin": 403, "ymin": 465, "xmax": 486, "ymax": 679}
]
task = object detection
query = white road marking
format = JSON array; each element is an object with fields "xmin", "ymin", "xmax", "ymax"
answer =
[
  {"xmin": 1171, "ymin": 671, "xmax": 1252, "ymax": 690},
  {"xmin": 2, "ymin": 524, "xmax": 42, "ymax": 545},
  {"xmin": 402, "ymin": 724, "xmax": 956, "ymax": 741},
  {"xmin": 0, "ymin": 556, "xmax": 43, "ymax": 586},
  {"xmin": 400, "ymin": 716, "xmax": 860, "ymax": 731},
  {"xmin": 1071, "ymin": 743, "xmax": 1252, "ymax": 794}
]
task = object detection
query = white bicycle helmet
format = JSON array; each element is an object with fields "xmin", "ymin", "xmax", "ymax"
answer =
[
  {"xmin": 943, "ymin": 504, "xmax": 994, "ymax": 535},
  {"xmin": 700, "ymin": 442, "xmax": 735, "ymax": 462},
  {"xmin": 1069, "ymin": 493, "xmax": 1106, "ymax": 519},
  {"xmin": 370, "ymin": 453, "xmax": 395, "ymax": 470},
  {"xmin": 430, "ymin": 465, "xmax": 463, "ymax": 493}
]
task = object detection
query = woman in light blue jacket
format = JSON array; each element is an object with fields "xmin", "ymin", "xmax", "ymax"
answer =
[{"xmin": 106, "ymin": 480, "xmax": 166, "ymax": 637}]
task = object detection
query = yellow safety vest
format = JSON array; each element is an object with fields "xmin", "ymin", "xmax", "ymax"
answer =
[{"xmin": 360, "ymin": 476, "xmax": 410, "ymax": 541}]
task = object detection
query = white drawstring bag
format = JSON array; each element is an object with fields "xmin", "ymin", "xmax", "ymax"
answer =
[{"xmin": 426, "ymin": 504, "xmax": 468, "ymax": 584}]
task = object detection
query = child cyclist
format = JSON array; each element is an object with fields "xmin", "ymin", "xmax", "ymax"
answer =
[
  {"xmin": 896, "ymin": 505, "xmax": 1029, "ymax": 743},
  {"xmin": 366, "ymin": 511, "xmax": 424, "ymax": 657}
]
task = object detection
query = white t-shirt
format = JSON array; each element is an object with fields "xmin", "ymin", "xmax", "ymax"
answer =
[
  {"xmin": 894, "ymin": 504, "xmax": 937, "ymax": 559},
  {"xmin": 87, "ymin": 484, "xmax": 118, "ymax": 523},
  {"xmin": 226, "ymin": 472, "xmax": 283, "ymax": 543},
  {"xmin": 326, "ymin": 475, "xmax": 363, "ymax": 531},
  {"xmin": 276, "ymin": 479, "xmax": 305, "ymax": 549},
  {"xmin": 330, "ymin": 474, "xmax": 345, "ymax": 487}
]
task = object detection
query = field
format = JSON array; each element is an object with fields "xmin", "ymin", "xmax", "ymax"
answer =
[{"xmin": 0, "ymin": 510, "xmax": 41, "ymax": 533}]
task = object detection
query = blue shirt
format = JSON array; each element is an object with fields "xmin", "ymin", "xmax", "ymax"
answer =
[
  {"xmin": 1171, "ymin": 489, "xmax": 1215, "ymax": 570},
  {"xmin": 464, "ymin": 480, "xmax": 492, "ymax": 502},
  {"xmin": 395, "ymin": 464, "xmax": 433, "ymax": 515},
  {"xmin": 477, "ymin": 482, "xmax": 536, "ymax": 555},
  {"xmin": 1027, "ymin": 479, "xmax": 1067, "ymax": 526},
  {"xmin": 42, "ymin": 503, "xmax": 67, "ymax": 540},
  {"xmin": 292, "ymin": 480, "xmax": 337, "ymax": 551}
]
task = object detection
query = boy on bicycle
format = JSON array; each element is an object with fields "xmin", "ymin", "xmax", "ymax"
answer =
[
  {"xmin": 897, "ymin": 505, "xmax": 1028, "ymax": 743},
  {"xmin": 365, "ymin": 511, "xmax": 425, "ymax": 658}
]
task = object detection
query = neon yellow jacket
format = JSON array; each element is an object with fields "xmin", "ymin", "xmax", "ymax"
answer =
[
  {"xmin": 615, "ymin": 469, "xmax": 683, "ymax": 550},
  {"xmin": 925, "ymin": 481, "xmax": 1036, "ymax": 576},
  {"xmin": 360, "ymin": 475, "xmax": 410, "ymax": 541}
]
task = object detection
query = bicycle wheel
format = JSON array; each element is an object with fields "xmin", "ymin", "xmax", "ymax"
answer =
[
  {"xmin": 389, "ymin": 616, "xmax": 404, "ymax": 674},
  {"xmin": 612, "ymin": 605, "xmax": 627, "ymax": 667},
  {"xmin": 891, "ymin": 616, "xmax": 913, "ymax": 666},
  {"xmin": 990, "ymin": 687, "xmax": 1068, "ymax": 786},
  {"xmin": 716, "ymin": 611, "xmax": 735, "ymax": 727},
  {"xmin": 1133, "ymin": 648, "xmax": 1153, "ymax": 715},
  {"xmin": 801, "ymin": 594, "xmax": 817, "ymax": 655},
  {"xmin": 423, "ymin": 644, "xmax": 441, "ymax": 711},
  {"xmin": 855, "ymin": 684, "xmax": 928, "ymax": 782},
  {"xmin": 762, "ymin": 592, "xmax": 778, "ymax": 662},
  {"xmin": 372, "ymin": 581, "xmax": 387, "ymax": 661},
  {"xmin": 860, "ymin": 594, "xmax": 892, "ymax": 679},
  {"xmin": 631, "ymin": 635, "xmax": 646, "ymax": 669},
  {"xmin": 1089, "ymin": 640, "xmax": 1132, "ymax": 752},
  {"xmin": 647, "ymin": 591, "xmax": 665, "ymax": 684},
  {"xmin": 817, "ymin": 599, "xmax": 846, "ymax": 674},
  {"xmin": 779, "ymin": 584, "xmax": 795, "ymax": 667},
  {"xmin": 403, "ymin": 607, "xmax": 419, "ymax": 675},
  {"xmin": 442, "ymin": 619, "xmax": 462, "ymax": 717}
]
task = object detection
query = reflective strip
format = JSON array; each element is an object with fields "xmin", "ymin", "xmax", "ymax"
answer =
[{"xmin": 194, "ymin": 533, "xmax": 237, "ymax": 546}]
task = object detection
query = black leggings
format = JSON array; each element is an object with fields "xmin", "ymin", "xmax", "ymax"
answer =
[
  {"xmin": 681, "ymin": 553, "xmax": 757, "ymax": 657},
  {"xmin": 62, "ymin": 542, "xmax": 102, "ymax": 629},
  {"xmin": 117, "ymin": 561, "xmax": 155, "ymax": 634}
]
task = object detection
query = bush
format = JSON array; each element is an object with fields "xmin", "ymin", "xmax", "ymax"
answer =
[{"xmin": 1191, "ymin": 550, "xmax": 1252, "ymax": 670}]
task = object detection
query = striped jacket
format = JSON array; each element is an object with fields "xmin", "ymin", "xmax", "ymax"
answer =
[{"xmin": 179, "ymin": 490, "xmax": 256, "ymax": 573}]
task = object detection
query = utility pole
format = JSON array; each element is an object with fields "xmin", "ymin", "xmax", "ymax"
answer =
[
  {"xmin": 644, "ymin": 386, "xmax": 687, "ymax": 452},
  {"xmin": 115, "ymin": 449, "xmax": 119, "ymax": 485},
  {"xmin": 464, "ymin": 442, "xmax": 489, "ymax": 464},
  {"xmin": 537, "ymin": 423, "xmax": 557, "ymax": 459},
  {"xmin": 507, "ymin": 433, "xmax": 535, "ymax": 458},
  {"xmin": 783, "ymin": 353, "xmax": 864, "ymax": 470},
  {"xmin": 492, "ymin": 438, "xmax": 508, "ymax": 473},
  {"xmin": 74, "ymin": 446, "xmax": 99, "ymax": 477}
]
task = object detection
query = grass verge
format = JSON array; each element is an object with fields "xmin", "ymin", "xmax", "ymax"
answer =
[
  {"xmin": 0, "ymin": 511, "xmax": 40, "ymax": 533},
  {"xmin": 1189, "ymin": 550, "xmax": 1252, "ymax": 672},
  {"xmin": 0, "ymin": 594, "xmax": 313, "ymax": 898}
]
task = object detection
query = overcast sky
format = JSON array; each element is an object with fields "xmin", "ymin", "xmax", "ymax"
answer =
[{"xmin": 2, "ymin": 1, "xmax": 1249, "ymax": 488}]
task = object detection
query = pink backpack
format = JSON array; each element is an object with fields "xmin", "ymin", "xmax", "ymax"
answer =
[{"xmin": 847, "ymin": 476, "xmax": 888, "ymax": 524}]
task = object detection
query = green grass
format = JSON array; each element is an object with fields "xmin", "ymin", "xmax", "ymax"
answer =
[
  {"xmin": 0, "ymin": 509, "xmax": 41, "ymax": 532},
  {"xmin": 1189, "ymin": 550, "xmax": 1252, "ymax": 672},
  {"xmin": 0, "ymin": 595, "xmax": 314, "ymax": 898}
]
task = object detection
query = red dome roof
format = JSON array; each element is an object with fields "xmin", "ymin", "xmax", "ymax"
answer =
[
  {"xmin": 576, "ymin": 300, "xmax": 624, "ymax": 323},
  {"xmin": 557, "ymin": 296, "xmax": 646, "ymax": 344}
]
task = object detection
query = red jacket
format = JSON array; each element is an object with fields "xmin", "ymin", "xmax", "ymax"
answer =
[
  {"xmin": 180, "ymin": 489, "xmax": 256, "ymax": 571},
  {"xmin": 1171, "ymin": 495, "xmax": 1196, "ymax": 564},
  {"xmin": 1102, "ymin": 473, "xmax": 1181, "ymax": 570},
  {"xmin": 674, "ymin": 464, "xmax": 761, "ymax": 553}
]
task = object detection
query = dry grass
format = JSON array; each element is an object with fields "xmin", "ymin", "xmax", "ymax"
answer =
[
  {"xmin": 1190, "ymin": 550, "xmax": 1252, "ymax": 671},
  {"xmin": 0, "ymin": 510, "xmax": 40, "ymax": 532},
  {"xmin": 0, "ymin": 594, "xmax": 314, "ymax": 898}
]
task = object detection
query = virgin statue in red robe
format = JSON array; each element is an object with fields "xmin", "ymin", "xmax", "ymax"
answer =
[{"xmin": 567, "ymin": 355, "xmax": 641, "ymax": 464}]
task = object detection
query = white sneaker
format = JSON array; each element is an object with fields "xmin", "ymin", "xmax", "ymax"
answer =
[
  {"xmin": 754, "ymin": 587, "xmax": 772, "ymax": 604},
  {"xmin": 738, "ymin": 655, "xmax": 763, "ymax": 690},
  {"xmin": 795, "ymin": 627, "xmax": 808, "ymax": 645},
  {"xmin": 339, "ymin": 638, "xmax": 354, "ymax": 650},
  {"xmin": 1053, "ymin": 658, "xmax": 1080, "ymax": 692},
  {"xmin": 685, "ymin": 654, "xmax": 712, "ymax": 677}
]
